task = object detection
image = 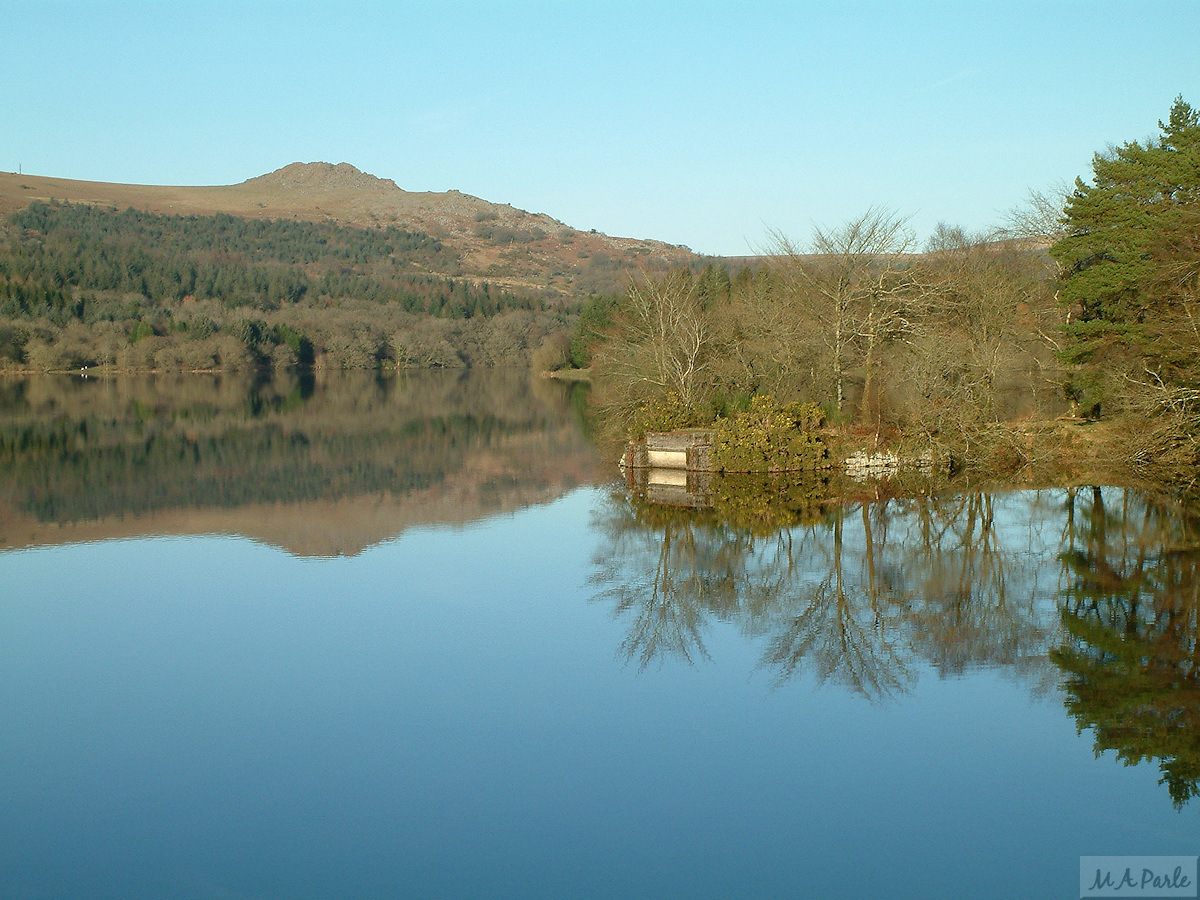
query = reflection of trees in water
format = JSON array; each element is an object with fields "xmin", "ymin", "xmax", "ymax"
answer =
[
  {"xmin": 590, "ymin": 501, "xmax": 749, "ymax": 668},
  {"xmin": 1052, "ymin": 487, "xmax": 1200, "ymax": 808},
  {"xmin": 591, "ymin": 486, "xmax": 1059, "ymax": 699},
  {"xmin": 756, "ymin": 492, "xmax": 1057, "ymax": 697},
  {"xmin": 592, "ymin": 481, "xmax": 1200, "ymax": 805},
  {"xmin": 0, "ymin": 369, "xmax": 597, "ymax": 523},
  {"xmin": 753, "ymin": 504, "xmax": 914, "ymax": 700},
  {"xmin": 897, "ymin": 491, "xmax": 1058, "ymax": 684}
]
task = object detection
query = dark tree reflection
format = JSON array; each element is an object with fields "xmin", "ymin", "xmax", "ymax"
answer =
[
  {"xmin": 590, "ymin": 495, "xmax": 750, "ymax": 668},
  {"xmin": 1051, "ymin": 487, "xmax": 1200, "ymax": 808},
  {"xmin": 754, "ymin": 503, "xmax": 915, "ymax": 700},
  {"xmin": 591, "ymin": 480, "xmax": 1058, "ymax": 700},
  {"xmin": 592, "ymin": 478, "xmax": 1200, "ymax": 806}
]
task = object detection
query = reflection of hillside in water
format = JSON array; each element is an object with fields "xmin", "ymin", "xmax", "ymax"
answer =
[
  {"xmin": 0, "ymin": 369, "xmax": 601, "ymax": 555},
  {"xmin": 592, "ymin": 482, "xmax": 1200, "ymax": 807}
]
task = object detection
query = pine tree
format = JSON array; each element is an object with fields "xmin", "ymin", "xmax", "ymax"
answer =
[
  {"xmin": 1050, "ymin": 97, "xmax": 1200, "ymax": 416},
  {"xmin": 1052, "ymin": 96, "xmax": 1200, "ymax": 323}
]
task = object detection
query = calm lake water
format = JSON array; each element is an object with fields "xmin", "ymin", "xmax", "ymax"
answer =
[{"xmin": 1, "ymin": 371, "xmax": 1197, "ymax": 899}]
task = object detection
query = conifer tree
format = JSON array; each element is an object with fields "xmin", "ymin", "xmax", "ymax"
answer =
[
  {"xmin": 1052, "ymin": 96, "xmax": 1200, "ymax": 323},
  {"xmin": 1050, "ymin": 97, "xmax": 1200, "ymax": 415}
]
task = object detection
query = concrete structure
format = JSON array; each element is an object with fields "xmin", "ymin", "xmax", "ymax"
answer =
[{"xmin": 621, "ymin": 429, "xmax": 713, "ymax": 472}]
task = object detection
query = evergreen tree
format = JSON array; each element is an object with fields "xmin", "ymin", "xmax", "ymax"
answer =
[
  {"xmin": 1052, "ymin": 97, "xmax": 1200, "ymax": 322},
  {"xmin": 1050, "ymin": 97, "xmax": 1200, "ymax": 415}
]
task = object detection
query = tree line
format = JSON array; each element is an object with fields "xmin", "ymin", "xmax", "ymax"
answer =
[
  {"xmin": 581, "ymin": 219, "xmax": 1061, "ymax": 461},
  {"xmin": 581, "ymin": 97, "xmax": 1200, "ymax": 483},
  {"xmin": 0, "ymin": 201, "xmax": 568, "ymax": 371}
]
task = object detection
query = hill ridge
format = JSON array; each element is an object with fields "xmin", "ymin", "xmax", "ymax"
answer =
[
  {"xmin": 0, "ymin": 163, "xmax": 700, "ymax": 295},
  {"xmin": 243, "ymin": 161, "xmax": 405, "ymax": 194}
]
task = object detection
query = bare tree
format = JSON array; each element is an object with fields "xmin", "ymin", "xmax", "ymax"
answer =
[
  {"xmin": 1001, "ymin": 182, "xmax": 1071, "ymax": 247},
  {"xmin": 595, "ymin": 271, "xmax": 710, "ymax": 408},
  {"xmin": 883, "ymin": 225, "xmax": 1067, "ymax": 459},
  {"xmin": 769, "ymin": 209, "xmax": 917, "ymax": 419}
]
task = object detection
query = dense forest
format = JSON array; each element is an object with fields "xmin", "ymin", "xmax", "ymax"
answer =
[
  {"xmin": 0, "ymin": 202, "xmax": 581, "ymax": 371},
  {"xmin": 577, "ymin": 97, "xmax": 1200, "ymax": 486}
]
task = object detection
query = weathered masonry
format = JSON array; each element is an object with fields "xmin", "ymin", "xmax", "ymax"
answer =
[
  {"xmin": 622, "ymin": 428, "xmax": 947, "ymax": 479},
  {"xmin": 621, "ymin": 429, "xmax": 713, "ymax": 472}
]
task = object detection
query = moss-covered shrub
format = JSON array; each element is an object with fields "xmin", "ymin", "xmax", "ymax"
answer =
[
  {"xmin": 628, "ymin": 392, "xmax": 713, "ymax": 439},
  {"xmin": 712, "ymin": 395, "xmax": 826, "ymax": 472}
]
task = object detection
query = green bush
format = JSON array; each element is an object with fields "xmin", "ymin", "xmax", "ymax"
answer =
[
  {"xmin": 129, "ymin": 320, "xmax": 156, "ymax": 343},
  {"xmin": 628, "ymin": 392, "xmax": 713, "ymax": 439},
  {"xmin": 712, "ymin": 395, "xmax": 826, "ymax": 472}
]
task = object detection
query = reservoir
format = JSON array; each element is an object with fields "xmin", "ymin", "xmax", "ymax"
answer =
[{"xmin": 1, "ymin": 371, "xmax": 1196, "ymax": 899}]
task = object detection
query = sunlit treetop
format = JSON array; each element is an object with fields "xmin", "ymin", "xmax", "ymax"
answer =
[{"xmin": 1051, "ymin": 96, "xmax": 1200, "ymax": 323}]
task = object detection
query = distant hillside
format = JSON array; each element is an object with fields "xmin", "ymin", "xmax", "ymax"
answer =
[
  {"xmin": 0, "ymin": 197, "xmax": 576, "ymax": 372},
  {"xmin": 0, "ymin": 162, "xmax": 700, "ymax": 297}
]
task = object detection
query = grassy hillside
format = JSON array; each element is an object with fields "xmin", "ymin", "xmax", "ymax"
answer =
[
  {"xmin": 0, "ymin": 162, "xmax": 707, "ymax": 372},
  {"xmin": 0, "ymin": 162, "xmax": 699, "ymax": 296}
]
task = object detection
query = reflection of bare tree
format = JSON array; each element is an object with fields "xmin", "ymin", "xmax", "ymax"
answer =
[
  {"xmin": 611, "ymin": 516, "xmax": 713, "ymax": 668},
  {"xmin": 590, "ymin": 491, "xmax": 752, "ymax": 668},
  {"xmin": 591, "ymin": 484, "xmax": 1069, "ymax": 700},
  {"xmin": 757, "ymin": 504, "xmax": 913, "ymax": 700},
  {"xmin": 897, "ymin": 492, "xmax": 1057, "ymax": 682}
]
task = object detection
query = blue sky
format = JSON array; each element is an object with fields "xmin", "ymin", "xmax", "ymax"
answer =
[{"xmin": 5, "ymin": 1, "xmax": 1198, "ymax": 256}]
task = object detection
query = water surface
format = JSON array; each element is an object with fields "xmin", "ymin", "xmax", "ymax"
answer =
[{"xmin": 1, "ymin": 373, "xmax": 1196, "ymax": 899}]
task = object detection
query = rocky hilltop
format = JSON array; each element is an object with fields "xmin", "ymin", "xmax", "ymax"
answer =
[{"xmin": 0, "ymin": 162, "xmax": 700, "ymax": 295}]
